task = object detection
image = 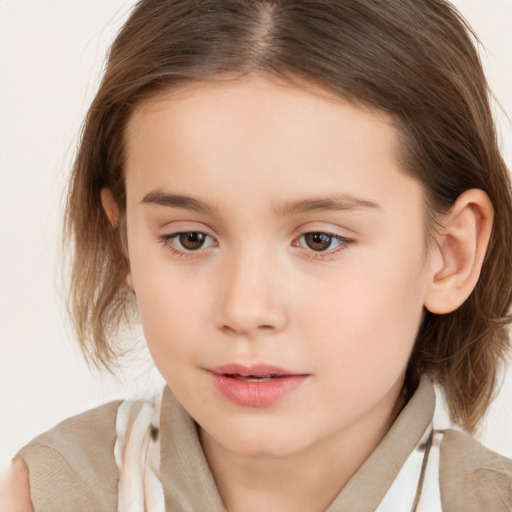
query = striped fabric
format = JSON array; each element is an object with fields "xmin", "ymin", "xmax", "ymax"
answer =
[
  {"xmin": 115, "ymin": 393, "xmax": 164, "ymax": 512},
  {"xmin": 375, "ymin": 425, "xmax": 443, "ymax": 511}
]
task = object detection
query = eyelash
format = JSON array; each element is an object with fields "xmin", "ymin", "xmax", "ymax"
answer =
[
  {"xmin": 158, "ymin": 231, "xmax": 352, "ymax": 259},
  {"xmin": 293, "ymin": 231, "xmax": 351, "ymax": 258},
  {"xmin": 158, "ymin": 232, "xmax": 217, "ymax": 257}
]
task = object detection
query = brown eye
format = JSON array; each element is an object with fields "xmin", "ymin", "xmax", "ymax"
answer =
[
  {"xmin": 178, "ymin": 232, "xmax": 207, "ymax": 250},
  {"xmin": 304, "ymin": 232, "xmax": 335, "ymax": 251},
  {"xmin": 296, "ymin": 231, "xmax": 350, "ymax": 254},
  {"xmin": 159, "ymin": 230, "xmax": 216, "ymax": 254}
]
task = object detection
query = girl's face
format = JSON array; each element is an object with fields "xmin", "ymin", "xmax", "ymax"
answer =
[{"xmin": 124, "ymin": 76, "xmax": 434, "ymax": 459}]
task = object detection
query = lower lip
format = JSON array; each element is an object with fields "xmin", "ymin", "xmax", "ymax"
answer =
[{"xmin": 211, "ymin": 373, "xmax": 307, "ymax": 407}]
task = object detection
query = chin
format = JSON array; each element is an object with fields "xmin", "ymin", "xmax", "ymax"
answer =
[{"xmin": 209, "ymin": 426, "xmax": 311, "ymax": 459}]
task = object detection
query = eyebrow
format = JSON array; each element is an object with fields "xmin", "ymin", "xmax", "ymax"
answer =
[
  {"xmin": 141, "ymin": 190, "xmax": 381, "ymax": 216},
  {"xmin": 141, "ymin": 190, "xmax": 218, "ymax": 216},
  {"xmin": 274, "ymin": 194, "xmax": 382, "ymax": 215}
]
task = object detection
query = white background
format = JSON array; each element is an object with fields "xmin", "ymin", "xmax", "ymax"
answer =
[{"xmin": 1, "ymin": 0, "xmax": 511, "ymax": 465}]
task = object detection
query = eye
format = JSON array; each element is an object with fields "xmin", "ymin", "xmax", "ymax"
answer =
[
  {"xmin": 159, "ymin": 231, "xmax": 216, "ymax": 252},
  {"xmin": 296, "ymin": 232, "xmax": 349, "ymax": 252}
]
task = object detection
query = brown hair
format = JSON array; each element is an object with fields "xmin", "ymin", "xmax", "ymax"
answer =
[{"xmin": 65, "ymin": 0, "xmax": 512, "ymax": 432}]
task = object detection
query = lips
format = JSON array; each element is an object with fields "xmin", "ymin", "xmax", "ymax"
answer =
[
  {"xmin": 229, "ymin": 375, "xmax": 280, "ymax": 382},
  {"xmin": 209, "ymin": 364, "xmax": 308, "ymax": 407}
]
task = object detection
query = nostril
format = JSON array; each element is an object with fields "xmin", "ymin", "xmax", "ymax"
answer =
[
  {"xmin": 221, "ymin": 324, "xmax": 237, "ymax": 335},
  {"xmin": 220, "ymin": 323, "xmax": 276, "ymax": 336},
  {"xmin": 215, "ymin": 281, "xmax": 287, "ymax": 335}
]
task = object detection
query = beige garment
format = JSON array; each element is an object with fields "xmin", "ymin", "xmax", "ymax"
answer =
[
  {"xmin": 18, "ymin": 400, "xmax": 122, "ymax": 511},
  {"xmin": 18, "ymin": 379, "xmax": 512, "ymax": 511}
]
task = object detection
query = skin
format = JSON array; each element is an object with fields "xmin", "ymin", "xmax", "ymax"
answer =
[
  {"xmin": 122, "ymin": 76, "xmax": 439, "ymax": 511},
  {"xmin": 6, "ymin": 76, "xmax": 492, "ymax": 510},
  {"xmin": 0, "ymin": 460, "xmax": 32, "ymax": 511}
]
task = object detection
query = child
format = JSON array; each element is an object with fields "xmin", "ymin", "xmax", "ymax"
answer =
[{"xmin": 3, "ymin": 0, "xmax": 512, "ymax": 510}]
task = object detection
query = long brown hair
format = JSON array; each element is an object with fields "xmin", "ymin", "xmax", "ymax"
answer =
[{"xmin": 65, "ymin": 0, "xmax": 512, "ymax": 432}]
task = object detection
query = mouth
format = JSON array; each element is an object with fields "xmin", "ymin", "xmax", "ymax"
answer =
[
  {"xmin": 209, "ymin": 364, "xmax": 309, "ymax": 407},
  {"xmin": 211, "ymin": 363, "xmax": 305, "ymax": 380},
  {"xmin": 227, "ymin": 374, "xmax": 286, "ymax": 382}
]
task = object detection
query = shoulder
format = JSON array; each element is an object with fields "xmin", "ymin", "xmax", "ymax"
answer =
[
  {"xmin": 17, "ymin": 399, "xmax": 123, "ymax": 511},
  {"xmin": 0, "ymin": 459, "xmax": 32, "ymax": 512},
  {"xmin": 20, "ymin": 399, "xmax": 122, "ymax": 457},
  {"xmin": 440, "ymin": 428, "xmax": 512, "ymax": 512}
]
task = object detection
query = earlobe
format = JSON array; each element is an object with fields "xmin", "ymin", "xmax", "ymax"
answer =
[
  {"xmin": 100, "ymin": 187, "xmax": 120, "ymax": 228},
  {"xmin": 424, "ymin": 189, "xmax": 493, "ymax": 314},
  {"xmin": 126, "ymin": 272, "xmax": 135, "ymax": 293}
]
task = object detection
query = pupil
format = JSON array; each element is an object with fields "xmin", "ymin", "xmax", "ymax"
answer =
[
  {"xmin": 306, "ymin": 232, "xmax": 331, "ymax": 251},
  {"xmin": 179, "ymin": 232, "xmax": 205, "ymax": 250}
]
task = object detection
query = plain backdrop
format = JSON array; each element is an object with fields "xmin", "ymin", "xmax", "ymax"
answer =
[{"xmin": 1, "ymin": 0, "xmax": 511, "ymax": 465}]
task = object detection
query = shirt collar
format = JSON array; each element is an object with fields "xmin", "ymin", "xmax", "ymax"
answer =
[{"xmin": 159, "ymin": 375, "xmax": 435, "ymax": 511}]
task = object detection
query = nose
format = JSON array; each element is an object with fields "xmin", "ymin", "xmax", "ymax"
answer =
[{"xmin": 215, "ymin": 248, "xmax": 287, "ymax": 337}]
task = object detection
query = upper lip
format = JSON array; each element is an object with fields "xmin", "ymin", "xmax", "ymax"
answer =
[{"xmin": 210, "ymin": 363, "xmax": 306, "ymax": 377}]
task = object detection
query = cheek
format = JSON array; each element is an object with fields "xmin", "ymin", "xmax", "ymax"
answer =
[
  {"xmin": 301, "ymin": 243, "xmax": 427, "ymax": 370},
  {"xmin": 128, "ymin": 256, "xmax": 206, "ymax": 363},
  {"xmin": 136, "ymin": 284, "xmax": 203, "ymax": 340},
  {"xmin": 135, "ymin": 290, "xmax": 205, "ymax": 390}
]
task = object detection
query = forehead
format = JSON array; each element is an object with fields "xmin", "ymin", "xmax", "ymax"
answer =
[
  {"xmin": 126, "ymin": 76, "xmax": 396, "ymax": 157},
  {"xmin": 124, "ymin": 76, "xmax": 421, "ymax": 217}
]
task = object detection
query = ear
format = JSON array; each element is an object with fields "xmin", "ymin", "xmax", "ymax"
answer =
[
  {"xmin": 100, "ymin": 187, "xmax": 120, "ymax": 228},
  {"xmin": 424, "ymin": 189, "xmax": 493, "ymax": 314},
  {"xmin": 100, "ymin": 187, "xmax": 134, "ymax": 292}
]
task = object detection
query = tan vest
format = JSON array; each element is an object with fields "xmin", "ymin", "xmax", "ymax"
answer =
[{"xmin": 18, "ymin": 378, "xmax": 512, "ymax": 511}]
